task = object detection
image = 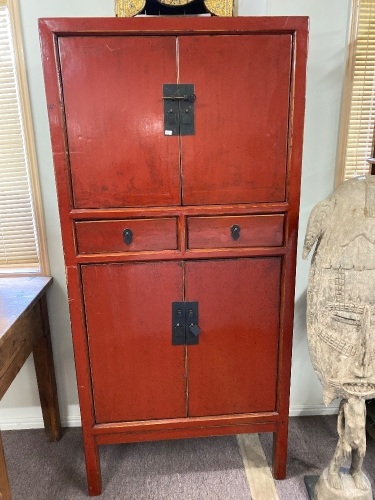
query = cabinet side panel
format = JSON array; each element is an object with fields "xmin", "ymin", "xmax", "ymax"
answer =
[
  {"xmin": 186, "ymin": 258, "xmax": 281, "ymax": 416},
  {"xmin": 59, "ymin": 36, "xmax": 180, "ymax": 209},
  {"xmin": 82, "ymin": 262, "xmax": 186, "ymax": 423},
  {"xmin": 179, "ymin": 34, "xmax": 292, "ymax": 205}
]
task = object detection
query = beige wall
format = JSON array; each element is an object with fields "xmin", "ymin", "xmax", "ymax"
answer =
[{"xmin": 0, "ymin": 0, "xmax": 351, "ymax": 428}]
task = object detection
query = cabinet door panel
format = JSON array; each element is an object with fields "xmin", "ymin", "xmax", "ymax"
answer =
[
  {"xmin": 82, "ymin": 262, "xmax": 185, "ymax": 423},
  {"xmin": 185, "ymin": 258, "xmax": 281, "ymax": 416},
  {"xmin": 59, "ymin": 36, "xmax": 180, "ymax": 208},
  {"xmin": 179, "ymin": 35, "xmax": 292, "ymax": 205}
]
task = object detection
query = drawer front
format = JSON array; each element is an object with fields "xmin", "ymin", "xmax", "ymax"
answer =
[
  {"xmin": 75, "ymin": 218, "xmax": 178, "ymax": 254},
  {"xmin": 187, "ymin": 215, "xmax": 284, "ymax": 249}
]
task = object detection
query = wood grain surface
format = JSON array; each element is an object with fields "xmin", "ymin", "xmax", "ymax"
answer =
[{"xmin": 0, "ymin": 277, "xmax": 61, "ymax": 499}]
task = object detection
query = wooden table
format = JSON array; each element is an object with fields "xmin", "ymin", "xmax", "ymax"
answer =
[{"xmin": 0, "ymin": 277, "xmax": 61, "ymax": 500}]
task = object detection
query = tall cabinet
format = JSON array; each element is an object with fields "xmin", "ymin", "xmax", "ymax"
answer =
[{"xmin": 39, "ymin": 16, "xmax": 308, "ymax": 495}]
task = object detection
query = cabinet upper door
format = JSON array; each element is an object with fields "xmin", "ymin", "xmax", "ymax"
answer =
[
  {"xmin": 59, "ymin": 36, "xmax": 180, "ymax": 209},
  {"xmin": 179, "ymin": 35, "xmax": 292, "ymax": 205},
  {"xmin": 59, "ymin": 33, "xmax": 292, "ymax": 209}
]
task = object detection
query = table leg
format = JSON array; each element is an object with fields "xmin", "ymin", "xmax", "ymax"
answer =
[
  {"xmin": 0, "ymin": 431, "xmax": 11, "ymax": 500},
  {"xmin": 33, "ymin": 295, "xmax": 61, "ymax": 442}
]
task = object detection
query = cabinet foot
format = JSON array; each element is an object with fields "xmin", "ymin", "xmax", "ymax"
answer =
[
  {"xmin": 84, "ymin": 436, "xmax": 102, "ymax": 496},
  {"xmin": 273, "ymin": 422, "xmax": 288, "ymax": 479}
]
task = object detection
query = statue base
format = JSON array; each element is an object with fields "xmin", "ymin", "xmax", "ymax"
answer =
[
  {"xmin": 305, "ymin": 468, "xmax": 373, "ymax": 500},
  {"xmin": 304, "ymin": 475, "xmax": 319, "ymax": 499}
]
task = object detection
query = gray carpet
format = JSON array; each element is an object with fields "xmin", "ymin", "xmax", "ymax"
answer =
[
  {"xmin": 2, "ymin": 416, "xmax": 375, "ymax": 499},
  {"xmin": 2, "ymin": 431, "xmax": 251, "ymax": 499},
  {"xmin": 260, "ymin": 416, "xmax": 375, "ymax": 499}
]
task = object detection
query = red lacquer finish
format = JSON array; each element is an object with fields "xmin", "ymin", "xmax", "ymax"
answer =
[
  {"xmin": 82, "ymin": 262, "xmax": 186, "ymax": 423},
  {"xmin": 179, "ymin": 34, "xmax": 292, "ymax": 205},
  {"xmin": 75, "ymin": 218, "xmax": 178, "ymax": 254},
  {"xmin": 187, "ymin": 214, "xmax": 284, "ymax": 249},
  {"xmin": 186, "ymin": 258, "xmax": 281, "ymax": 416},
  {"xmin": 39, "ymin": 15, "xmax": 308, "ymax": 495},
  {"xmin": 59, "ymin": 36, "xmax": 180, "ymax": 209}
]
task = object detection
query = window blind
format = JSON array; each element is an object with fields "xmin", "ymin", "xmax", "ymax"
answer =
[
  {"xmin": 0, "ymin": 2, "xmax": 39, "ymax": 270},
  {"xmin": 343, "ymin": 0, "xmax": 375, "ymax": 180}
]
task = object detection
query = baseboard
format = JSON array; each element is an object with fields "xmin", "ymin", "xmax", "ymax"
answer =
[
  {"xmin": 289, "ymin": 403, "xmax": 339, "ymax": 417},
  {"xmin": 0, "ymin": 405, "xmax": 81, "ymax": 430},
  {"xmin": 0, "ymin": 403, "xmax": 339, "ymax": 431}
]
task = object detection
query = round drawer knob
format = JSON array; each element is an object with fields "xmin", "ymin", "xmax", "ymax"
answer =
[
  {"xmin": 230, "ymin": 224, "xmax": 241, "ymax": 241},
  {"xmin": 123, "ymin": 228, "xmax": 133, "ymax": 245}
]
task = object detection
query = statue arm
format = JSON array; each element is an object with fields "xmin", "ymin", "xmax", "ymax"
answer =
[
  {"xmin": 337, "ymin": 399, "xmax": 346, "ymax": 438},
  {"xmin": 302, "ymin": 198, "xmax": 333, "ymax": 259}
]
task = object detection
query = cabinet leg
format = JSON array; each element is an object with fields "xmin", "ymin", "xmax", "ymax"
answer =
[
  {"xmin": 272, "ymin": 421, "xmax": 288, "ymax": 479},
  {"xmin": 0, "ymin": 431, "xmax": 11, "ymax": 500},
  {"xmin": 84, "ymin": 434, "xmax": 102, "ymax": 496},
  {"xmin": 33, "ymin": 296, "xmax": 61, "ymax": 442}
]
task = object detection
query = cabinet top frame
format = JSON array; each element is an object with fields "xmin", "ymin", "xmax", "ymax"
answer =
[{"xmin": 38, "ymin": 15, "xmax": 308, "ymax": 37}]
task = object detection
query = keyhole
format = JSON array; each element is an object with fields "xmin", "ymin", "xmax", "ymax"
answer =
[
  {"xmin": 123, "ymin": 228, "xmax": 133, "ymax": 245},
  {"xmin": 231, "ymin": 224, "xmax": 241, "ymax": 241}
]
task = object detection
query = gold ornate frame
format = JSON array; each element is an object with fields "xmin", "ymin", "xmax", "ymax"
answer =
[{"xmin": 115, "ymin": 0, "xmax": 233, "ymax": 17}]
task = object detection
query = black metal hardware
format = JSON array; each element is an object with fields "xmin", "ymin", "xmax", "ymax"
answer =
[
  {"xmin": 163, "ymin": 84, "xmax": 195, "ymax": 136},
  {"xmin": 140, "ymin": 0, "xmax": 207, "ymax": 16},
  {"xmin": 172, "ymin": 301, "xmax": 201, "ymax": 345},
  {"xmin": 231, "ymin": 224, "xmax": 241, "ymax": 241},
  {"xmin": 186, "ymin": 302, "xmax": 200, "ymax": 345},
  {"xmin": 163, "ymin": 94, "xmax": 196, "ymax": 102},
  {"xmin": 172, "ymin": 303, "xmax": 185, "ymax": 346},
  {"xmin": 123, "ymin": 228, "xmax": 133, "ymax": 245}
]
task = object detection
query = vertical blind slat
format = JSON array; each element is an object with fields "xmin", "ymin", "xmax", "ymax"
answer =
[
  {"xmin": 344, "ymin": 0, "xmax": 375, "ymax": 179},
  {"xmin": 0, "ymin": 4, "xmax": 39, "ymax": 267}
]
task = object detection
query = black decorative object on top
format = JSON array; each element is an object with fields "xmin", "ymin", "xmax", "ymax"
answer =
[{"xmin": 141, "ymin": 0, "xmax": 208, "ymax": 15}]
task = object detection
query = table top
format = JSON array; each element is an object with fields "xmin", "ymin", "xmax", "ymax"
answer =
[{"xmin": 0, "ymin": 277, "xmax": 52, "ymax": 346}]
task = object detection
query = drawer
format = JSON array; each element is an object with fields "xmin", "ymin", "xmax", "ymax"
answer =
[
  {"xmin": 75, "ymin": 218, "xmax": 178, "ymax": 254},
  {"xmin": 187, "ymin": 215, "xmax": 284, "ymax": 249}
]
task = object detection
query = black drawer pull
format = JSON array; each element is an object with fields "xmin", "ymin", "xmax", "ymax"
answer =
[
  {"xmin": 230, "ymin": 224, "xmax": 241, "ymax": 241},
  {"xmin": 123, "ymin": 228, "xmax": 133, "ymax": 245}
]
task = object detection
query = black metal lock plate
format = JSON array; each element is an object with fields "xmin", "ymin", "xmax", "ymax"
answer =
[
  {"xmin": 172, "ymin": 301, "xmax": 200, "ymax": 345},
  {"xmin": 172, "ymin": 303, "xmax": 185, "ymax": 345},
  {"xmin": 163, "ymin": 84, "xmax": 195, "ymax": 136},
  {"xmin": 185, "ymin": 301, "xmax": 200, "ymax": 345}
]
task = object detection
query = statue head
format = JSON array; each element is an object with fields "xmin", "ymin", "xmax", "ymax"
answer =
[{"xmin": 303, "ymin": 176, "xmax": 375, "ymax": 404}]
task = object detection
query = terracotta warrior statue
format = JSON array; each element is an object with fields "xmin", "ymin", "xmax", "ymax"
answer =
[{"xmin": 303, "ymin": 175, "xmax": 375, "ymax": 499}]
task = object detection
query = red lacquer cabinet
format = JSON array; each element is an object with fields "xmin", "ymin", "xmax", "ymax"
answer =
[{"xmin": 39, "ymin": 16, "xmax": 307, "ymax": 495}]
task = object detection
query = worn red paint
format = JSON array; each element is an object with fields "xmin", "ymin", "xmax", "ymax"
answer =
[{"xmin": 39, "ymin": 16, "xmax": 308, "ymax": 496}]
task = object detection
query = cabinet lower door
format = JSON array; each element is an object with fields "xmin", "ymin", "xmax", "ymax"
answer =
[
  {"xmin": 82, "ymin": 262, "xmax": 186, "ymax": 423},
  {"xmin": 185, "ymin": 258, "xmax": 281, "ymax": 417}
]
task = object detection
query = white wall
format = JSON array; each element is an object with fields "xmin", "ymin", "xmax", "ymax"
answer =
[
  {"xmin": 236, "ymin": 0, "xmax": 268, "ymax": 15},
  {"xmin": 0, "ymin": 0, "xmax": 351, "ymax": 429},
  {"xmin": 0, "ymin": 0, "xmax": 114, "ymax": 429},
  {"xmin": 267, "ymin": 0, "xmax": 352, "ymax": 414}
]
